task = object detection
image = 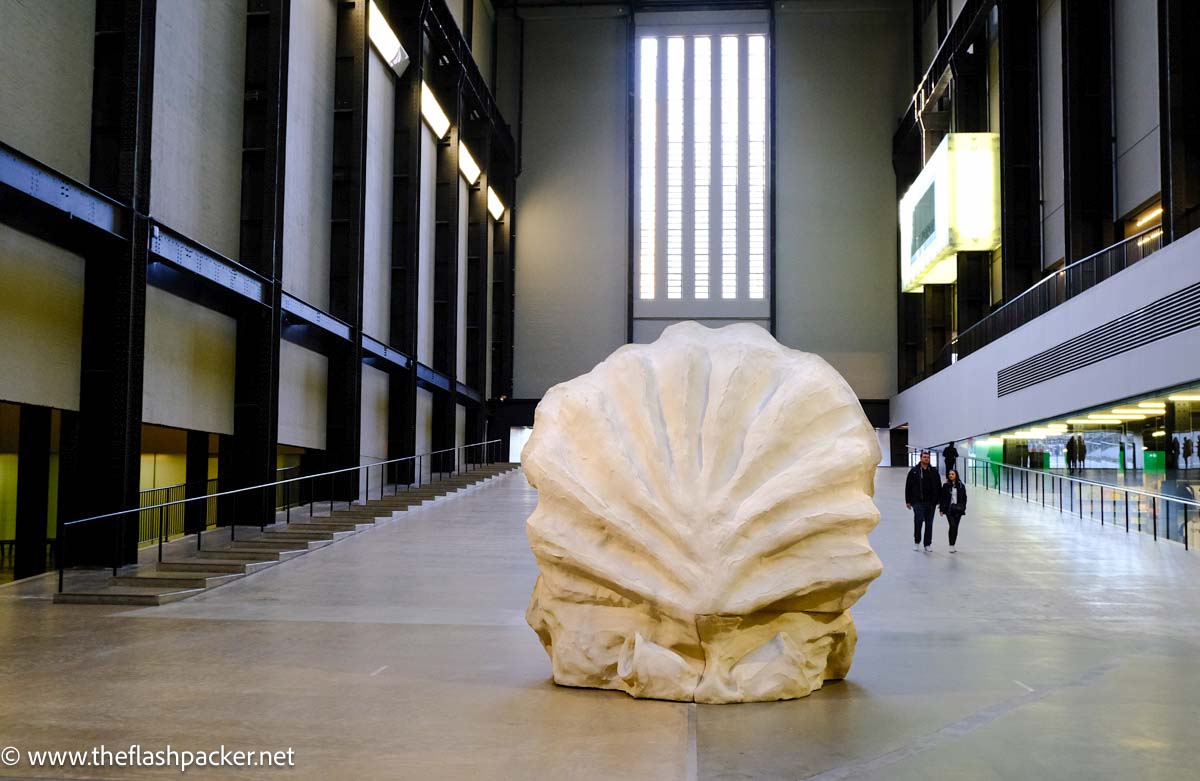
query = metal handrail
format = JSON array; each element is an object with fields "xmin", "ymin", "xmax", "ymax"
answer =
[
  {"xmin": 926, "ymin": 225, "xmax": 1163, "ymax": 374},
  {"xmin": 964, "ymin": 455, "xmax": 1195, "ymax": 550},
  {"xmin": 57, "ymin": 439, "xmax": 505, "ymax": 591},
  {"xmin": 902, "ymin": 447, "xmax": 1196, "ymax": 549}
]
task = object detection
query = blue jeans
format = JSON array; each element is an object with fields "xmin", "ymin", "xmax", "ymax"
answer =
[{"xmin": 912, "ymin": 503, "xmax": 935, "ymax": 547}]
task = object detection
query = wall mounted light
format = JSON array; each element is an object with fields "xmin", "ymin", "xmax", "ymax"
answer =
[
  {"xmin": 421, "ymin": 81, "xmax": 450, "ymax": 139},
  {"xmin": 1135, "ymin": 206, "xmax": 1163, "ymax": 227},
  {"xmin": 487, "ymin": 186, "xmax": 505, "ymax": 220},
  {"xmin": 1168, "ymin": 394, "xmax": 1200, "ymax": 402},
  {"xmin": 1152, "ymin": 430, "xmax": 1166, "ymax": 437},
  {"xmin": 1137, "ymin": 402, "xmax": 1166, "ymax": 409},
  {"xmin": 459, "ymin": 142, "xmax": 481, "ymax": 185},
  {"xmin": 368, "ymin": 1, "xmax": 410, "ymax": 77}
]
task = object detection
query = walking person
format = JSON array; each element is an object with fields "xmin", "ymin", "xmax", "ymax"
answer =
[
  {"xmin": 942, "ymin": 442, "xmax": 958, "ymax": 478},
  {"xmin": 1066, "ymin": 436, "xmax": 1077, "ymax": 474},
  {"xmin": 939, "ymin": 469, "xmax": 968, "ymax": 553},
  {"xmin": 906, "ymin": 450, "xmax": 941, "ymax": 552}
]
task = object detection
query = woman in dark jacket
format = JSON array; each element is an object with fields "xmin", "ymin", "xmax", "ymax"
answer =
[{"xmin": 939, "ymin": 469, "xmax": 968, "ymax": 553}]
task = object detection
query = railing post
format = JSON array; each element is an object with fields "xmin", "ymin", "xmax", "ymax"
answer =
[
  {"xmin": 1152, "ymin": 497, "xmax": 1157, "ymax": 540},
  {"xmin": 1125, "ymin": 491, "xmax": 1129, "ymax": 532},
  {"xmin": 158, "ymin": 504, "xmax": 165, "ymax": 562}
]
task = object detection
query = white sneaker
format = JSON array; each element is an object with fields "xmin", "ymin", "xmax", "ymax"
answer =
[
  {"xmin": 913, "ymin": 543, "xmax": 920, "ymax": 551},
  {"xmin": 950, "ymin": 545, "xmax": 957, "ymax": 553},
  {"xmin": 923, "ymin": 546, "xmax": 931, "ymax": 553}
]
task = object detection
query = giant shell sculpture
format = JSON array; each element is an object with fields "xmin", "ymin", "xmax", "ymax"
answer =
[{"xmin": 522, "ymin": 322, "xmax": 883, "ymax": 703}]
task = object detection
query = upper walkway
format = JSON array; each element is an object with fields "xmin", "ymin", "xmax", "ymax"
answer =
[{"xmin": 1, "ymin": 467, "xmax": 1197, "ymax": 779}]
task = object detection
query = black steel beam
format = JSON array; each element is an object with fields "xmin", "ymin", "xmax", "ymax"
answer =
[
  {"xmin": 0, "ymin": 142, "xmax": 124, "ymax": 245},
  {"xmin": 1159, "ymin": 0, "xmax": 1200, "ymax": 243},
  {"xmin": 383, "ymin": 0, "xmax": 422, "ymax": 482},
  {"xmin": 997, "ymin": 0, "xmax": 1041, "ymax": 300},
  {"xmin": 1061, "ymin": 0, "xmax": 1114, "ymax": 264},
  {"xmin": 74, "ymin": 0, "xmax": 156, "ymax": 566},
  {"xmin": 362, "ymin": 334, "xmax": 412, "ymax": 370},
  {"xmin": 230, "ymin": 0, "xmax": 289, "ymax": 525},
  {"xmin": 149, "ymin": 221, "xmax": 269, "ymax": 303},
  {"xmin": 184, "ymin": 428, "xmax": 209, "ymax": 536},
  {"xmin": 325, "ymin": 0, "xmax": 369, "ymax": 497},
  {"xmin": 281, "ymin": 293, "xmax": 353, "ymax": 341}
]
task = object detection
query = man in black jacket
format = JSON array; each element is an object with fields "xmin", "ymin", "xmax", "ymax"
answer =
[
  {"xmin": 906, "ymin": 450, "xmax": 942, "ymax": 552},
  {"xmin": 942, "ymin": 442, "xmax": 958, "ymax": 478}
]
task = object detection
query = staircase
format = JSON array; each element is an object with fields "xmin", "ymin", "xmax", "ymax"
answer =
[{"xmin": 54, "ymin": 463, "xmax": 519, "ymax": 606}]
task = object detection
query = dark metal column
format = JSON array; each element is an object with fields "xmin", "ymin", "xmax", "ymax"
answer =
[
  {"xmin": 464, "ymin": 120, "xmax": 491, "ymax": 445},
  {"xmin": 1061, "ymin": 0, "xmax": 1114, "ymax": 264},
  {"xmin": 14, "ymin": 406, "xmax": 52, "ymax": 580},
  {"xmin": 431, "ymin": 72, "xmax": 462, "ymax": 474},
  {"xmin": 997, "ymin": 0, "xmax": 1041, "ymax": 300},
  {"xmin": 184, "ymin": 429, "xmax": 209, "ymax": 536},
  {"xmin": 952, "ymin": 44, "xmax": 991, "ymax": 332},
  {"xmin": 234, "ymin": 0, "xmax": 290, "ymax": 523},
  {"xmin": 387, "ymin": 0, "xmax": 422, "ymax": 482},
  {"xmin": 327, "ymin": 0, "xmax": 370, "ymax": 497},
  {"xmin": 77, "ymin": 0, "xmax": 156, "ymax": 565},
  {"xmin": 1159, "ymin": 0, "xmax": 1200, "ymax": 243}
]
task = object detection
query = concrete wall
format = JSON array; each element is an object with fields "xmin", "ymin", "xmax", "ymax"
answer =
[
  {"xmin": 283, "ymin": 0, "xmax": 336, "ymax": 310},
  {"xmin": 278, "ymin": 341, "xmax": 328, "ymax": 450},
  {"xmin": 891, "ymin": 228, "xmax": 1200, "ymax": 447},
  {"xmin": 360, "ymin": 364, "xmax": 388, "ymax": 461},
  {"xmin": 1039, "ymin": 0, "xmax": 1065, "ymax": 268},
  {"xmin": 151, "ymin": 0, "xmax": 246, "ymax": 259},
  {"xmin": 415, "ymin": 387, "xmax": 433, "ymax": 481},
  {"xmin": 363, "ymin": 51, "xmax": 395, "ymax": 341},
  {"xmin": 1113, "ymin": 0, "xmax": 1160, "ymax": 218},
  {"xmin": 0, "ymin": 229, "xmax": 84, "ymax": 411},
  {"xmin": 774, "ymin": 1, "xmax": 909, "ymax": 399},
  {"xmin": 0, "ymin": 0, "xmax": 94, "ymax": 181},
  {"xmin": 141, "ymin": 288, "xmax": 237, "ymax": 435},
  {"xmin": 511, "ymin": 9, "xmax": 629, "ymax": 397}
]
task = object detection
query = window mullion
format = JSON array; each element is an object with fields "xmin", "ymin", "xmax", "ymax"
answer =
[{"xmin": 682, "ymin": 37, "xmax": 694, "ymax": 301}]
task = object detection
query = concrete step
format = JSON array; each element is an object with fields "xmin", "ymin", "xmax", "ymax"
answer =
[
  {"xmin": 288, "ymin": 521, "xmax": 373, "ymax": 532},
  {"xmin": 112, "ymin": 571, "xmax": 244, "ymax": 590},
  {"xmin": 257, "ymin": 528, "xmax": 349, "ymax": 542},
  {"xmin": 157, "ymin": 559, "xmax": 277, "ymax": 575},
  {"xmin": 54, "ymin": 585, "xmax": 205, "ymax": 606},
  {"xmin": 196, "ymin": 548, "xmax": 306, "ymax": 562},
  {"xmin": 223, "ymin": 539, "xmax": 328, "ymax": 552}
]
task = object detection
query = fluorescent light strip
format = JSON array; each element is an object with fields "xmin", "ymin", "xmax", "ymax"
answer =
[
  {"xmin": 1137, "ymin": 228, "xmax": 1162, "ymax": 247},
  {"xmin": 420, "ymin": 82, "xmax": 450, "ymax": 139},
  {"xmin": 1168, "ymin": 394, "xmax": 1200, "ymax": 402},
  {"xmin": 487, "ymin": 186, "xmax": 505, "ymax": 220},
  {"xmin": 368, "ymin": 1, "xmax": 409, "ymax": 75},
  {"xmin": 459, "ymin": 142, "xmax": 481, "ymax": 185}
]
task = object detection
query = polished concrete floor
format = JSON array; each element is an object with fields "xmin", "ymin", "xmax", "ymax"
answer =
[{"xmin": 1, "ymin": 468, "xmax": 1198, "ymax": 779}]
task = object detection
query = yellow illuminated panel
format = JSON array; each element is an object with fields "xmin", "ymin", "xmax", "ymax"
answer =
[
  {"xmin": 487, "ymin": 186, "xmax": 505, "ymax": 220},
  {"xmin": 459, "ymin": 142, "xmax": 481, "ymax": 185},
  {"xmin": 420, "ymin": 82, "xmax": 450, "ymax": 139},
  {"xmin": 368, "ymin": 1, "xmax": 409, "ymax": 75},
  {"xmin": 899, "ymin": 133, "xmax": 1001, "ymax": 292}
]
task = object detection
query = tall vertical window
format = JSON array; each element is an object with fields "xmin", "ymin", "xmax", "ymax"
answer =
[
  {"xmin": 693, "ymin": 37, "xmax": 711, "ymax": 300},
  {"xmin": 634, "ymin": 28, "xmax": 770, "ymax": 326},
  {"xmin": 639, "ymin": 38, "xmax": 657, "ymax": 300}
]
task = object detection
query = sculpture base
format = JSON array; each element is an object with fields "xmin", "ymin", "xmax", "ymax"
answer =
[{"xmin": 527, "ymin": 577, "xmax": 858, "ymax": 703}]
